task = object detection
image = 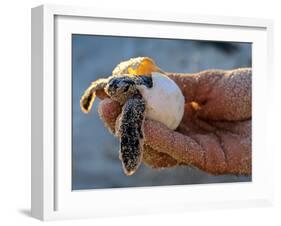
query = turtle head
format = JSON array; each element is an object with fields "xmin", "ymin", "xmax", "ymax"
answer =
[{"xmin": 105, "ymin": 76, "xmax": 138, "ymax": 104}]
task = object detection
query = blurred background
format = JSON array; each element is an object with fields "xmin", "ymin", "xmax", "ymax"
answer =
[{"xmin": 72, "ymin": 34, "xmax": 252, "ymax": 190}]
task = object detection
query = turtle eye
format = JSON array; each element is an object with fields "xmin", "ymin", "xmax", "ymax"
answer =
[
  {"xmin": 123, "ymin": 85, "xmax": 130, "ymax": 92},
  {"xmin": 120, "ymin": 79, "xmax": 135, "ymax": 93},
  {"xmin": 108, "ymin": 79, "xmax": 118, "ymax": 90}
]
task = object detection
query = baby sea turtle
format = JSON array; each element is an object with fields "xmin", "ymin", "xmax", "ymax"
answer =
[{"xmin": 80, "ymin": 57, "xmax": 185, "ymax": 175}]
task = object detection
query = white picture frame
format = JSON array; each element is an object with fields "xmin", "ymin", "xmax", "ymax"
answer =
[{"xmin": 31, "ymin": 4, "xmax": 274, "ymax": 221}]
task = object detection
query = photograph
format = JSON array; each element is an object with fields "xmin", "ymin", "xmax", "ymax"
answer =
[{"xmin": 72, "ymin": 34, "xmax": 252, "ymax": 190}]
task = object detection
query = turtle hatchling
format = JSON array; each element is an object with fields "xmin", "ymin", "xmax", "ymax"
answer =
[{"xmin": 80, "ymin": 57, "xmax": 185, "ymax": 175}]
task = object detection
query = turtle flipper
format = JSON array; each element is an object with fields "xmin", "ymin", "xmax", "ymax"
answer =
[
  {"xmin": 80, "ymin": 78, "xmax": 108, "ymax": 113},
  {"xmin": 118, "ymin": 94, "xmax": 146, "ymax": 175}
]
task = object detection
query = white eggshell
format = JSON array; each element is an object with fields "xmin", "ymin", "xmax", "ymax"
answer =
[{"xmin": 137, "ymin": 72, "xmax": 185, "ymax": 130}]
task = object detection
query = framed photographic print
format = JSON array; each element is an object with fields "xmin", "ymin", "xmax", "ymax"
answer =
[{"xmin": 31, "ymin": 4, "xmax": 274, "ymax": 221}]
